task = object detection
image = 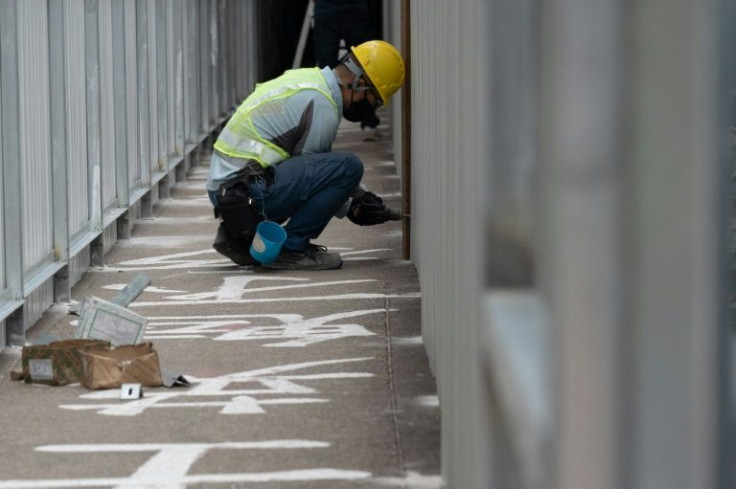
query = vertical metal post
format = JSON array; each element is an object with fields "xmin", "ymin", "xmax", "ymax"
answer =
[
  {"xmin": 182, "ymin": 0, "xmax": 191, "ymax": 148},
  {"xmin": 85, "ymin": 0, "xmax": 103, "ymax": 233},
  {"xmin": 159, "ymin": 173, "xmax": 171, "ymax": 200},
  {"xmin": 717, "ymin": 2, "xmax": 736, "ymax": 486},
  {"xmin": 210, "ymin": 0, "xmax": 220, "ymax": 121},
  {"xmin": 166, "ymin": 0, "xmax": 176, "ymax": 160},
  {"xmin": 155, "ymin": 0, "xmax": 168, "ymax": 171},
  {"xmin": 175, "ymin": 161, "xmax": 186, "ymax": 183},
  {"xmin": 0, "ymin": 0, "xmax": 25, "ymax": 344},
  {"xmin": 172, "ymin": 0, "xmax": 184, "ymax": 157},
  {"xmin": 124, "ymin": 0, "xmax": 139, "ymax": 190},
  {"xmin": 538, "ymin": 0, "xmax": 625, "ymax": 487},
  {"xmin": 90, "ymin": 235, "xmax": 104, "ymax": 266},
  {"xmin": 48, "ymin": 0, "xmax": 71, "ymax": 302},
  {"xmin": 625, "ymin": 1, "xmax": 729, "ymax": 487},
  {"xmin": 400, "ymin": 0, "xmax": 411, "ymax": 260},
  {"xmin": 141, "ymin": 191, "xmax": 153, "ymax": 219},
  {"xmin": 199, "ymin": 0, "xmax": 210, "ymax": 134},
  {"xmin": 112, "ymin": 0, "xmax": 130, "ymax": 210},
  {"xmin": 136, "ymin": 0, "xmax": 152, "ymax": 187},
  {"xmin": 98, "ymin": 0, "xmax": 116, "ymax": 221},
  {"xmin": 147, "ymin": 0, "xmax": 160, "ymax": 174}
]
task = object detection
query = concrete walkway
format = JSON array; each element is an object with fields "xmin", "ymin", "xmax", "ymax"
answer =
[{"xmin": 0, "ymin": 121, "xmax": 441, "ymax": 488}]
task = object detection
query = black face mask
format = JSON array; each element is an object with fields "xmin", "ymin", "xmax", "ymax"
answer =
[{"xmin": 343, "ymin": 96, "xmax": 374, "ymax": 123}]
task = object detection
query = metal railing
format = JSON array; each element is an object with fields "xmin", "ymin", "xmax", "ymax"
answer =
[{"xmin": 0, "ymin": 0, "xmax": 257, "ymax": 347}]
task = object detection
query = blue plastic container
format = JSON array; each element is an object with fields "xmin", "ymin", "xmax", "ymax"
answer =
[{"xmin": 249, "ymin": 221, "xmax": 287, "ymax": 264}]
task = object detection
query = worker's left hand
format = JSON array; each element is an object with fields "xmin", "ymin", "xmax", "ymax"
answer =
[{"xmin": 347, "ymin": 189, "xmax": 401, "ymax": 226}]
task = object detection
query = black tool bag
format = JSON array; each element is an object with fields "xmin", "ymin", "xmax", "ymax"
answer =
[{"xmin": 215, "ymin": 174, "xmax": 264, "ymax": 244}]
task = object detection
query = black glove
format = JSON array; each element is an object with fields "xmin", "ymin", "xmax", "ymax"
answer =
[{"xmin": 347, "ymin": 189, "xmax": 401, "ymax": 226}]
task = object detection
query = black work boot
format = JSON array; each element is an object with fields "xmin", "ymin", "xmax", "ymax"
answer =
[
  {"xmin": 262, "ymin": 244, "xmax": 342, "ymax": 271},
  {"xmin": 212, "ymin": 223, "xmax": 255, "ymax": 266}
]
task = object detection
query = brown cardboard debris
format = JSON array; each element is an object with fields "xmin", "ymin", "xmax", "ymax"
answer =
[
  {"xmin": 21, "ymin": 339, "xmax": 111, "ymax": 386},
  {"xmin": 10, "ymin": 367, "xmax": 24, "ymax": 381},
  {"xmin": 80, "ymin": 343, "xmax": 163, "ymax": 390}
]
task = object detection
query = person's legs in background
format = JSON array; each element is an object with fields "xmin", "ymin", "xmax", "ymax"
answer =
[
  {"xmin": 313, "ymin": 1, "xmax": 382, "ymax": 140},
  {"xmin": 312, "ymin": 9, "xmax": 342, "ymax": 69},
  {"xmin": 340, "ymin": 2, "xmax": 381, "ymax": 138}
]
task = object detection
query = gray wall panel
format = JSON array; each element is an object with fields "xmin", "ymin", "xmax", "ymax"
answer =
[
  {"xmin": 125, "ymin": 0, "xmax": 141, "ymax": 188},
  {"xmin": 84, "ymin": 0, "xmax": 102, "ymax": 232},
  {"xmin": 171, "ymin": 0, "xmax": 185, "ymax": 157},
  {"xmin": 155, "ymin": 0, "xmax": 169, "ymax": 167},
  {"xmin": 18, "ymin": 0, "xmax": 53, "ymax": 270},
  {"xmin": 184, "ymin": 0, "xmax": 201, "ymax": 144},
  {"xmin": 110, "ymin": 0, "xmax": 128, "ymax": 215},
  {"xmin": 136, "ymin": 0, "xmax": 152, "ymax": 183},
  {"xmin": 65, "ymin": 0, "xmax": 91, "ymax": 234},
  {"xmin": 199, "ymin": 0, "xmax": 211, "ymax": 131},
  {"xmin": 0, "ymin": 67, "xmax": 4, "ymax": 290},
  {"xmin": 147, "ymin": 0, "xmax": 160, "ymax": 174},
  {"xmin": 98, "ymin": 0, "xmax": 117, "ymax": 210}
]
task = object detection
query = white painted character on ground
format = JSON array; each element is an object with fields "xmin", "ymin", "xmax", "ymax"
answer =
[
  {"xmin": 0, "ymin": 441, "xmax": 370, "ymax": 488},
  {"xmin": 61, "ymin": 358, "xmax": 373, "ymax": 416},
  {"xmin": 145, "ymin": 309, "xmax": 390, "ymax": 347}
]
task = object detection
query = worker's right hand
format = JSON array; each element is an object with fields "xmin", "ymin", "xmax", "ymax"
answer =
[{"xmin": 347, "ymin": 189, "xmax": 401, "ymax": 226}]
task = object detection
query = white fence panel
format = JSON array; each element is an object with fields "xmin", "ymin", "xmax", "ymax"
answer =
[
  {"xmin": 64, "ymin": 0, "xmax": 91, "ymax": 238},
  {"xmin": 98, "ymin": 0, "xmax": 117, "ymax": 212},
  {"xmin": 155, "ymin": 0, "xmax": 169, "ymax": 171},
  {"xmin": 170, "ymin": 0, "xmax": 185, "ymax": 160},
  {"xmin": 136, "ymin": 0, "xmax": 152, "ymax": 188},
  {"xmin": 183, "ymin": 0, "xmax": 200, "ymax": 148},
  {"xmin": 18, "ymin": 0, "xmax": 54, "ymax": 275},
  {"xmin": 125, "ymin": 0, "xmax": 141, "ymax": 190},
  {"xmin": 0, "ymin": 0, "xmax": 258, "ymax": 346},
  {"xmin": 0, "ymin": 75, "xmax": 4, "ymax": 292}
]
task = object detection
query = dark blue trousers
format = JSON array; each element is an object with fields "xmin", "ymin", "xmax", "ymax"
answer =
[{"xmin": 210, "ymin": 152, "xmax": 363, "ymax": 252}]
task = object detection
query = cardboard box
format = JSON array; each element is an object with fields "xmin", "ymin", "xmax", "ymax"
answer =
[
  {"xmin": 75, "ymin": 296, "xmax": 148, "ymax": 346},
  {"xmin": 80, "ymin": 343, "xmax": 163, "ymax": 390},
  {"xmin": 21, "ymin": 339, "xmax": 111, "ymax": 386}
]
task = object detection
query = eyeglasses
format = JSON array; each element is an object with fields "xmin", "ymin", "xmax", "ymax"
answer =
[
  {"xmin": 369, "ymin": 85, "xmax": 384, "ymax": 108},
  {"xmin": 363, "ymin": 80, "xmax": 384, "ymax": 109}
]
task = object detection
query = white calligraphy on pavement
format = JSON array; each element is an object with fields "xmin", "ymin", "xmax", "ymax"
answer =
[
  {"xmin": 60, "ymin": 358, "xmax": 373, "ymax": 416},
  {"xmin": 145, "ymin": 309, "xmax": 390, "ymax": 347},
  {"xmin": 103, "ymin": 249, "xmax": 233, "ymax": 271},
  {"xmin": 104, "ymin": 274, "xmax": 414, "ymax": 307},
  {"xmin": 161, "ymin": 275, "xmax": 375, "ymax": 302},
  {"xmin": 0, "ymin": 442, "xmax": 370, "ymax": 488},
  {"xmin": 99, "ymin": 247, "xmax": 389, "ymax": 272}
]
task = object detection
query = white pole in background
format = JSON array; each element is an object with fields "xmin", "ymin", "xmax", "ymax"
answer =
[{"xmin": 292, "ymin": 0, "xmax": 315, "ymax": 69}]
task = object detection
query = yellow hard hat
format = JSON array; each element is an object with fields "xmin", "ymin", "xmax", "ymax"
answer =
[{"xmin": 350, "ymin": 41, "xmax": 405, "ymax": 105}]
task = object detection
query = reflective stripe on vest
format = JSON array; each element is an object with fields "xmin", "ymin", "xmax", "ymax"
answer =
[
  {"xmin": 216, "ymin": 131, "xmax": 286, "ymax": 167},
  {"xmin": 250, "ymin": 82, "xmax": 321, "ymax": 107}
]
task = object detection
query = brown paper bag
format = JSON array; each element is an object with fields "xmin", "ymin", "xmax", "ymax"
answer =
[
  {"xmin": 80, "ymin": 342, "xmax": 163, "ymax": 390},
  {"xmin": 22, "ymin": 339, "xmax": 111, "ymax": 386}
]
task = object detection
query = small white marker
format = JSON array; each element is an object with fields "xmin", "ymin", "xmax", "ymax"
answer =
[{"xmin": 120, "ymin": 383, "xmax": 143, "ymax": 400}]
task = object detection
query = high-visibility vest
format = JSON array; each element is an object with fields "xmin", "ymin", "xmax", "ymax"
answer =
[{"xmin": 214, "ymin": 68, "xmax": 337, "ymax": 168}]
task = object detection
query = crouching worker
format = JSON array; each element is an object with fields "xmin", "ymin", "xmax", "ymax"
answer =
[{"xmin": 206, "ymin": 40, "xmax": 405, "ymax": 271}]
